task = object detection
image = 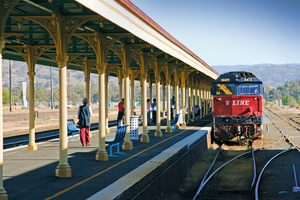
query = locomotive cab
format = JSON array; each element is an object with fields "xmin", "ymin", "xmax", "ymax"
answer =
[{"xmin": 212, "ymin": 72, "xmax": 263, "ymax": 144}]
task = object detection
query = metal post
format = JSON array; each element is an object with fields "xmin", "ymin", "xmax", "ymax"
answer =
[
  {"xmin": 9, "ymin": 60, "xmax": 12, "ymax": 112},
  {"xmin": 50, "ymin": 67, "xmax": 53, "ymax": 109}
]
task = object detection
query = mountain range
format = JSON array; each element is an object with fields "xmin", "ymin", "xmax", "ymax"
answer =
[
  {"xmin": 2, "ymin": 60, "xmax": 300, "ymax": 89},
  {"xmin": 212, "ymin": 63, "xmax": 300, "ymax": 87}
]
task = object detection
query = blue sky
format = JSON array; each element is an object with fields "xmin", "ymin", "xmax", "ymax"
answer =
[{"xmin": 130, "ymin": 0, "xmax": 300, "ymax": 66}]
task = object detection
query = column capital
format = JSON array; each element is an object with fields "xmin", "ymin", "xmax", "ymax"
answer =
[
  {"xmin": 27, "ymin": 72, "xmax": 36, "ymax": 77},
  {"xmin": 165, "ymin": 78, "xmax": 171, "ymax": 85},
  {"xmin": 97, "ymin": 65, "xmax": 106, "ymax": 75},
  {"xmin": 155, "ymin": 75, "xmax": 161, "ymax": 84},
  {"xmin": 181, "ymin": 82, "xmax": 186, "ymax": 88},
  {"xmin": 140, "ymin": 73, "xmax": 147, "ymax": 82},
  {"xmin": 123, "ymin": 68, "xmax": 130, "ymax": 77},
  {"xmin": 85, "ymin": 78, "xmax": 90, "ymax": 82},
  {"xmin": 56, "ymin": 55, "xmax": 69, "ymax": 68}
]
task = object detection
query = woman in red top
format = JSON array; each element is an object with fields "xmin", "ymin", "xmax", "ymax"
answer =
[{"xmin": 117, "ymin": 98, "xmax": 124, "ymax": 127}]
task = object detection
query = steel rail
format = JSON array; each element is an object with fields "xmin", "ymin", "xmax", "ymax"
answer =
[
  {"xmin": 192, "ymin": 146, "xmax": 223, "ymax": 200},
  {"xmin": 194, "ymin": 149, "xmax": 252, "ymax": 198},
  {"xmin": 193, "ymin": 108, "xmax": 291, "ymax": 199},
  {"xmin": 250, "ymin": 148, "xmax": 257, "ymax": 189},
  {"xmin": 255, "ymin": 107, "xmax": 300, "ymax": 200},
  {"xmin": 265, "ymin": 108, "xmax": 300, "ymax": 152},
  {"xmin": 254, "ymin": 149, "xmax": 291, "ymax": 200}
]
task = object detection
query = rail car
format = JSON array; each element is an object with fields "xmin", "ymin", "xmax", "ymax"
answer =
[{"xmin": 211, "ymin": 71, "xmax": 263, "ymax": 144}]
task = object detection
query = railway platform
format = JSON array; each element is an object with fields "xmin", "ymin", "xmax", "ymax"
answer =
[{"xmin": 3, "ymin": 118, "xmax": 212, "ymax": 200}]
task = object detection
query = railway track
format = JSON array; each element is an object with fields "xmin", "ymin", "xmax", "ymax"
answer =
[
  {"xmin": 191, "ymin": 107, "xmax": 300, "ymax": 200},
  {"xmin": 3, "ymin": 120, "xmax": 118, "ymax": 149}
]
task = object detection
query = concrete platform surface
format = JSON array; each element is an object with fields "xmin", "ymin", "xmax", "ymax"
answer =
[{"xmin": 3, "ymin": 119, "xmax": 211, "ymax": 200}]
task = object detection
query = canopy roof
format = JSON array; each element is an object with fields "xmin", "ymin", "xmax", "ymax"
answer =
[{"xmin": 2, "ymin": 0, "xmax": 219, "ymax": 81}]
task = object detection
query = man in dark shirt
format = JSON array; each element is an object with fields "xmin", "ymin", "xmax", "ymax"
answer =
[
  {"xmin": 151, "ymin": 98, "xmax": 157, "ymax": 124},
  {"xmin": 77, "ymin": 98, "xmax": 92, "ymax": 146}
]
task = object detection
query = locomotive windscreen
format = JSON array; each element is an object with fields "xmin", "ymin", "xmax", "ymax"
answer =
[
  {"xmin": 239, "ymin": 83, "xmax": 260, "ymax": 95},
  {"xmin": 215, "ymin": 83, "xmax": 235, "ymax": 95}
]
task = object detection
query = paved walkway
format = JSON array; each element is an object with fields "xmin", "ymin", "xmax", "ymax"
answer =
[{"xmin": 4, "ymin": 118, "xmax": 211, "ymax": 200}]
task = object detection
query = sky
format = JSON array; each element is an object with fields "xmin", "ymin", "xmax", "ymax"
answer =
[{"xmin": 130, "ymin": 0, "xmax": 300, "ymax": 66}]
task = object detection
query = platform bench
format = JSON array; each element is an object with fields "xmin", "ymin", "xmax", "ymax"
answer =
[
  {"xmin": 171, "ymin": 114, "xmax": 180, "ymax": 131},
  {"xmin": 105, "ymin": 124, "xmax": 129, "ymax": 156},
  {"xmin": 67, "ymin": 119, "xmax": 80, "ymax": 141}
]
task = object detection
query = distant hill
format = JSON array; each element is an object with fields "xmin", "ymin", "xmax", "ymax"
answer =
[
  {"xmin": 212, "ymin": 64, "xmax": 300, "ymax": 87},
  {"xmin": 2, "ymin": 60, "xmax": 300, "ymax": 89},
  {"xmin": 1, "ymin": 60, "xmax": 107, "ymax": 89}
]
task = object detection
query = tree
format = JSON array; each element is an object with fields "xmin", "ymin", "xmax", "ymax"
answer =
[
  {"xmin": 282, "ymin": 95, "xmax": 296, "ymax": 106},
  {"xmin": 3, "ymin": 88, "xmax": 12, "ymax": 105}
]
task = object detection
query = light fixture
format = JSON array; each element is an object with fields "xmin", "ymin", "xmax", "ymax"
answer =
[
  {"xmin": 18, "ymin": 20, "xmax": 23, "ymax": 29},
  {"xmin": 99, "ymin": 19, "xmax": 104, "ymax": 28},
  {"xmin": 131, "ymin": 36, "xmax": 135, "ymax": 43}
]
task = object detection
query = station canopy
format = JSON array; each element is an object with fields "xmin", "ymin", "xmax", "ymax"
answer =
[{"xmin": 2, "ymin": 0, "xmax": 219, "ymax": 80}]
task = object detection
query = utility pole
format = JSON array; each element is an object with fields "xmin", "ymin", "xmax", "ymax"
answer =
[
  {"xmin": 50, "ymin": 67, "xmax": 53, "ymax": 109},
  {"xmin": 9, "ymin": 60, "xmax": 12, "ymax": 112}
]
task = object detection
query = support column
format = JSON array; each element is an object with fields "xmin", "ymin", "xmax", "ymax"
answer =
[
  {"xmin": 122, "ymin": 69, "xmax": 133, "ymax": 150},
  {"xmin": 175, "ymin": 83, "xmax": 180, "ymax": 129},
  {"xmin": 95, "ymin": 68, "xmax": 108, "ymax": 161},
  {"xmin": 149, "ymin": 78, "xmax": 152, "ymax": 102},
  {"xmin": 85, "ymin": 77, "xmax": 92, "ymax": 138},
  {"xmin": 140, "ymin": 74, "xmax": 150, "ymax": 142},
  {"xmin": 181, "ymin": 82, "xmax": 186, "ymax": 126},
  {"xmin": 105, "ymin": 74, "xmax": 109, "ymax": 133},
  {"xmin": 165, "ymin": 79, "xmax": 172, "ymax": 133},
  {"xmin": 55, "ymin": 55, "xmax": 72, "ymax": 177},
  {"xmin": 200, "ymin": 89, "xmax": 203, "ymax": 119},
  {"xmin": 85, "ymin": 78, "xmax": 90, "ymax": 105},
  {"xmin": 0, "ymin": 40, "xmax": 8, "ymax": 199},
  {"xmin": 155, "ymin": 76, "xmax": 162, "ymax": 137},
  {"xmin": 27, "ymin": 72, "xmax": 37, "ymax": 150},
  {"xmin": 118, "ymin": 71, "xmax": 123, "ymax": 102},
  {"xmin": 192, "ymin": 87, "xmax": 196, "ymax": 122},
  {"xmin": 162, "ymin": 80, "xmax": 166, "ymax": 119},
  {"xmin": 130, "ymin": 80, "xmax": 134, "ymax": 116},
  {"xmin": 196, "ymin": 82, "xmax": 200, "ymax": 121},
  {"xmin": 187, "ymin": 86, "xmax": 192, "ymax": 124}
]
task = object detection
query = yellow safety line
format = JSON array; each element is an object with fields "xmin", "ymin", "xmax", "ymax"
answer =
[{"xmin": 45, "ymin": 126, "xmax": 195, "ymax": 200}]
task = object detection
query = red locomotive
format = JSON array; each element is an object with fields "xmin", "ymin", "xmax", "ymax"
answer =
[{"xmin": 212, "ymin": 71, "xmax": 263, "ymax": 144}]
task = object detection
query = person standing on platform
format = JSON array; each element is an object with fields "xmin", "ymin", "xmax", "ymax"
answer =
[
  {"xmin": 147, "ymin": 99, "xmax": 151, "ymax": 125},
  {"xmin": 171, "ymin": 96, "xmax": 175, "ymax": 119},
  {"xmin": 151, "ymin": 98, "xmax": 157, "ymax": 124},
  {"xmin": 77, "ymin": 97, "xmax": 92, "ymax": 146},
  {"xmin": 117, "ymin": 98, "xmax": 124, "ymax": 127},
  {"xmin": 195, "ymin": 104, "xmax": 200, "ymax": 118}
]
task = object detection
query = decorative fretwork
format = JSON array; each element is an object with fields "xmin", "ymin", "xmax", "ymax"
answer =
[
  {"xmin": 74, "ymin": 33, "xmax": 99, "ymax": 54},
  {"xmin": 105, "ymin": 33, "xmax": 131, "ymax": 45},
  {"xmin": 23, "ymin": 14, "xmax": 100, "ymax": 47},
  {"xmin": 0, "ymin": 0, "xmax": 20, "ymax": 34},
  {"xmin": 5, "ymin": 44, "xmax": 54, "ymax": 71}
]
